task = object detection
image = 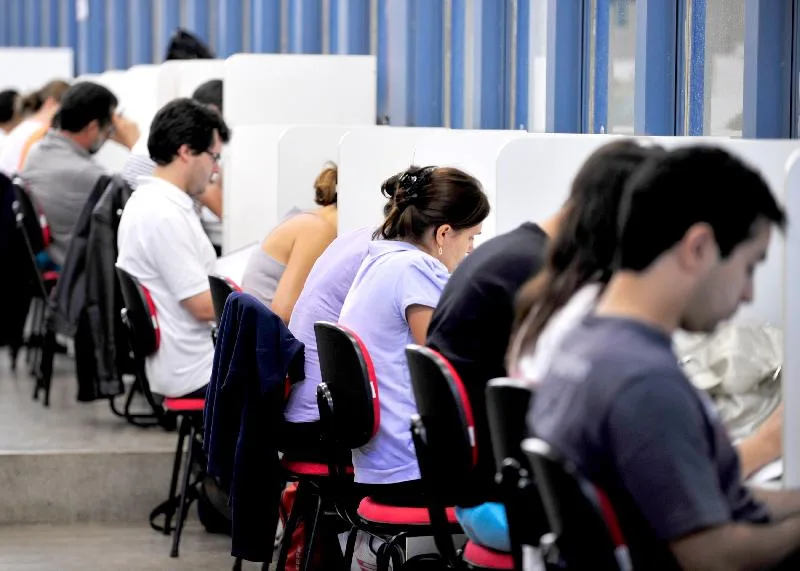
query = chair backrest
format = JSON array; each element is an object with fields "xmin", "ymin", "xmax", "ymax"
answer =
[
  {"xmin": 116, "ymin": 267, "xmax": 161, "ymax": 358},
  {"xmin": 314, "ymin": 321, "xmax": 379, "ymax": 449},
  {"xmin": 522, "ymin": 437, "xmax": 630, "ymax": 571},
  {"xmin": 406, "ymin": 345, "xmax": 477, "ymax": 487},
  {"xmin": 11, "ymin": 177, "xmax": 49, "ymax": 253},
  {"xmin": 486, "ymin": 378, "xmax": 532, "ymax": 472},
  {"xmin": 208, "ymin": 274, "xmax": 241, "ymax": 322}
]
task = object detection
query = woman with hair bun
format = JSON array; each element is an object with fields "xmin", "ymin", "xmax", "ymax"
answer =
[
  {"xmin": 338, "ymin": 164, "xmax": 490, "ymax": 504},
  {"xmin": 242, "ymin": 162, "xmax": 339, "ymax": 322}
]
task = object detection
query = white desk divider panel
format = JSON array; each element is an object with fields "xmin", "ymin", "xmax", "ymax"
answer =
[
  {"xmin": 783, "ymin": 150, "xmax": 800, "ymax": 488},
  {"xmin": 223, "ymin": 124, "xmax": 293, "ymax": 253},
  {"xmin": 176, "ymin": 60, "xmax": 225, "ymax": 99},
  {"xmin": 277, "ymin": 126, "xmax": 356, "ymax": 216},
  {"xmin": 0, "ymin": 48, "xmax": 74, "ymax": 92},
  {"xmin": 337, "ymin": 127, "xmax": 445, "ymax": 236},
  {"xmin": 412, "ymin": 130, "xmax": 530, "ymax": 243},
  {"xmin": 223, "ymin": 54, "xmax": 377, "ymax": 127},
  {"xmin": 77, "ymin": 71, "xmax": 134, "ymax": 173},
  {"xmin": 123, "ymin": 65, "xmax": 163, "ymax": 148}
]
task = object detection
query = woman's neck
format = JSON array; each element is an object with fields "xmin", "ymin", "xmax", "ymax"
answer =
[{"xmin": 314, "ymin": 205, "xmax": 338, "ymax": 229}]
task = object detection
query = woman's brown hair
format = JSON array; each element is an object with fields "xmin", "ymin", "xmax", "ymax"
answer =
[
  {"xmin": 374, "ymin": 165, "xmax": 490, "ymax": 242},
  {"xmin": 20, "ymin": 79, "xmax": 70, "ymax": 115},
  {"xmin": 510, "ymin": 140, "xmax": 667, "ymax": 361},
  {"xmin": 314, "ymin": 162, "xmax": 338, "ymax": 206}
]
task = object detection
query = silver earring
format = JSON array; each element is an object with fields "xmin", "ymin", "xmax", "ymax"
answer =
[{"xmin": 438, "ymin": 246, "xmax": 443, "ymax": 256}]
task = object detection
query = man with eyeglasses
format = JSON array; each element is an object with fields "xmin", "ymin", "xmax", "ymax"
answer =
[
  {"xmin": 116, "ymin": 98, "xmax": 231, "ymax": 398},
  {"xmin": 21, "ymin": 81, "xmax": 140, "ymax": 266}
]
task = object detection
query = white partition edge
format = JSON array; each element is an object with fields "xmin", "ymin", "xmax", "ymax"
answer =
[{"xmin": 783, "ymin": 149, "xmax": 800, "ymax": 487}]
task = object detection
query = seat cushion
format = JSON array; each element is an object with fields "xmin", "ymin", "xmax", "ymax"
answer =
[
  {"xmin": 163, "ymin": 398, "xmax": 205, "ymax": 412},
  {"xmin": 357, "ymin": 496, "xmax": 458, "ymax": 526},
  {"xmin": 462, "ymin": 541, "xmax": 514, "ymax": 569},
  {"xmin": 281, "ymin": 459, "xmax": 354, "ymax": 477}
]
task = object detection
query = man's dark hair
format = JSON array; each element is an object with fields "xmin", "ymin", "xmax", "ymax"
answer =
[
  {"xmin": 192, "ymin": 79, "xmax": 223, "ymax": 112},
  {"xmin": 0, "ymin": 89, "xmax": 19, "ymax": 123},
  {"xmin": 617, "ymin": 146, "xmax": 787, "ymax": 272},
  {"xmin": 57, "ymin": 81, "xmax": 118, "ymax": 133},
  {"xmin": 165, "ymin": 28, "xmax": 214, "ymax": 60},
  {"xmin": 148, "ymin": 98, "xmax": 231, "ymax": 166}
]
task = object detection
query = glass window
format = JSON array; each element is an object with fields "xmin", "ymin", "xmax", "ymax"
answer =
[
  {"xmin": 686, "ymin": 0, "xmax": 744, "ymax": 136},
  {"xmin": 588, "ymin": 0, "xmax": 636, "ymax": 135}
]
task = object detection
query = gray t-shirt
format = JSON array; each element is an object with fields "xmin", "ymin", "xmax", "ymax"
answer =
[{"xmin": 529, "ymin": 315, "xmax": 769, "ymax": 570}]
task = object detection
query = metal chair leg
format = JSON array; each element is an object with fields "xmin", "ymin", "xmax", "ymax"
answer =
[
  {"xmin": 170, "ymin": 419, "xmax": 196, "ymax": 558},
  {"xmin": 301, "ymin": 492, "xmax": 325, "ymax": 571},
  {"xmin": 343, "ymin": 527, "xmax": 358, "ymax": 569},
  {"xmin": 164, "ymin": 415, "xmax": 187, "ymax": 536}
]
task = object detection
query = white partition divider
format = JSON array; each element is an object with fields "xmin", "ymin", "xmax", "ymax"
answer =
[
  {"xmin": 223, "ymin": 54, "xmax": 377, "ymax": 127},
  {"xmin": 123, "ymin": 65, "xmax": 163, "ymax": 149},
  {"xmin": 412, "ymin": 130, "xmax": 530, "ymax": 242},
  {"xmin": 495, "ymin": 135, "xmax": 798, "ymax": 328},
  {"xmin": 155, "ymin": 59, "xmax": 225, "ymax": 107},
  {"xmin": 0, "ymin": 48, "xmax": 74, "ymax": 92},
  {"xmin": 783, "ymin": 150, "xmax": 800, "ymax": 488},
  {"xmin": 84, "ymin": 70, "xmax": 135, "ymax": 172},
  {"xmin": 223, "ymin": 124, "xmax": 292, "ymax": 252},
  {"xmin": 337, "ymin": 127, "xmax": 445, "ymax": 236},
  {"xmin": 277, "ymin": 125, "xmax": 355, "ymax": 216}
]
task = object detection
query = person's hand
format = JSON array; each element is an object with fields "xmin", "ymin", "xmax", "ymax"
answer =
[
  {"xmin": 111, "ymin": 114, "xmax": 140, "ymax": 150},
  {"xmin": 755, "ymin": 402, "xmax": 783, "ymax": 460}
]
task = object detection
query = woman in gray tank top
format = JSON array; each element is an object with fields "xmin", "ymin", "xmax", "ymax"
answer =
[{"xmin": 241, "ymin": 163, "xmax": 338, "ymax": 322}]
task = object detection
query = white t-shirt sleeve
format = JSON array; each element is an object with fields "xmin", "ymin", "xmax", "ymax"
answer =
[
  {"xmin": 151, "ymin": 216, "xmax": 211, "ymax": 302},
  {"xmin": 396, "ymin": 254, "xmax": 449, "ymax": 319}
]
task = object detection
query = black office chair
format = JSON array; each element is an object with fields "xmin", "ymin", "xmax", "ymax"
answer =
[
  {"xmin": 522, "ymin": 438, "xmax": 632, "ymax": 571},
  {"xmin": 406, "ymin": 345, "xmax": 514, "ymax": 570},
  {"xmin": 485, "ymin": 378, "xmax": 549, "ymax": 569}
]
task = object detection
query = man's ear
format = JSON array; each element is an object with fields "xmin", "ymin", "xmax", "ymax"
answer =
[{"xmin": 678, "ymin": 222, "xmax": 717, "ymax": 271}]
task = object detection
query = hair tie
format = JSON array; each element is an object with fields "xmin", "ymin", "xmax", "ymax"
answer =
[{"xmin": 397, "ymin": 166, "xmax": 435, "ymax": 205}]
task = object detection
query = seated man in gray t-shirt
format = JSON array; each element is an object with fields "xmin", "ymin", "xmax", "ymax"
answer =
[{"xmin": 529, "ymin": 147, "xmax": 800, "ymax": 570}]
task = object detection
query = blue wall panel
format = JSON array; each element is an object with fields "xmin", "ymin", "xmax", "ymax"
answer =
[
  {"xmin": 64, "ymin": 0, "xmax": 78, "ymax": 72},
  {"xmin": 130, "ymin": 0, "xmax": 153, "ymax": 64},
  {"xmin": 377, "ymin": 0, "xmax": 391, "ymax": 123},
  {"xmin": 289, "ymin": 0, "xmax": 322, "ymax": 53},
  {"xmin": 160, "ymin": 0, "xmax": 181, "ymax": 59},
  {"xmin": 546, "ymin": 0, "xmax": 583, "ymax": 133},
  {"xmin": 186, "ymin": 0, "xmax": 211, "ymax": 45},
  {"xmin": 633, "ymin": 0, "xmax": 678, "ymax": 135},
  {"xmin": 743, "ymin": 0, "xmax": 792, "ymax": 138},
  {"xmin": 10, "ymin": 0, "xmax": 24, "ymax": 46},
  {"xmin": 514, "ymin": 0, "xmax": 530, "ymax": 130},
  {"xmin": 407, "ymin": 0, "xmax": 444, "ymax": 126},
  {"xmin": 45, "ymin": 0, "xmax": 60, "ymax": 46},
  {"xmin": 26, "ymin": 0, "xmax": 43, "ymax": 46},
  {"xmin": 0, "ymin": 0, "xmax": 10, "ymax": 46},
  {"xmin": 110, "ymin": 0, "xmax": 129, "ymax": 69},
  {"xmin": 251, "ymin": 0, "xmax": 281, "ymax": 53},
  {"xmin": 217, "ymin": 0, "xmax": 244, "ymax": 57},
  {"xmin": 330, "ymin": 0, "xmax": 370, "ymax": 54},
  {"xmin": 449, "ymin": 0, "xmax": 466, "ymax": 128},
  {"xmin": 592, "ymin": 0, "xmax": 609, "ymax": 133},
  {"xmin": 77, "ymin": 0, "xmax": 106, "ymax": 74},
  {"xmin": 478, "ymin": 0, "xmax": 508, "ymax": 129}
]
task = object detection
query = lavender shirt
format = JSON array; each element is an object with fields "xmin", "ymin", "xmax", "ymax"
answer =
[
  {"xmin": 339, "ymin": 240, "xmax": 450, "ymax": 484},
  {"xmin": 284, "ymin": 227, "xmax": 374, "ymax": 423}
]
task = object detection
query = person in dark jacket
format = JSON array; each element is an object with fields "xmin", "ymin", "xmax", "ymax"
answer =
[{"xmin": 204, "ymin": 291, "xmax": 304, "ymax": 563}]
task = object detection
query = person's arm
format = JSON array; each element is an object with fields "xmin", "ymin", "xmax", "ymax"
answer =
[
  {"xmin": 670, "ymin": 518, "xmax": 800, "ymax": 571},
  {"xmin": 407, "ymin": 305, "xmax": 434, "ymax": 344},
  {"xmin": 270, "ymin": 227, "xmax": 335, "ymax": 323},
  {"xmin": 181, "ymin": 290, "xmax": 215, "ymax": 323},
  {"xmin": 110, "ymin": 114, "xmax": 140, "ymax": 150},
  {"xmin": 750, "ymin": 489, "xmax": 800, "ymax": 522},
  {"xmin": 736, "ymin": 403, "xmax": 783, "ymax": 479}
]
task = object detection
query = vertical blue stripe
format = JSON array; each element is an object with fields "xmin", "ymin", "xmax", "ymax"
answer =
[
  {"xmin": 478, "ymin": 0, "xmax": 507, "ymax": 129},
  {"xmin": 160, "ymin": 0, "xmax": 181, "ymax": 60},
  {"xmin": 633, "ymin": 0, "xmax": 677, "ymax": 135},
  {"xmin": 26, "ymin": 0, "xmax": 43, "ymax": 46},
  {"xmin": 78, "ymin": 0, "xmax": 106, "ymax": 74},
  {"xmin": 0, "ymin": 0, "xmax": 8, "ymax": 46},
  {"xmin": 449, "ymin": 0, "xmax": 466, "ymax": 129},
  {"xmin": 186, "ymin": 0, "xmax": 211, "ymax": 45},
  {"xmin": 687, "ymin": 0, "xmax": 706, "ymax": 135},
  {"xmin": 407, "ymin": 0, "xmax": 444, "ymax": 126},
  {"xmin": 330, "ymin": 0, "xmax": 371, "ymax": 54},
  {"xmin": 110, "ymin": 0, "xmax": 129, "ymax": 69},
  {"xmin": 514, "ymin": 0, "xmax": 530, "ymax": 130},
  {"xmin": 546, "ymin": 0, "xmax": 583, "ymax": 133},
  {"xmin": 64, "ymin": 0, "xmax": 78, "ymax": 74},
  {"xmin": 377, "ymin": 0, "xmax": 391, "ymax": 123},
  {"xmin": 217, "ymin": 0, "xmax": 244, "ymax": 57},
  {"xmin": 130, "ymin": 0, "xmax": 153, "ymax": 64},
  {"xmin": 743, "ymin": 0, "xmax": 792, "ymax": 139},
  {"xmin": 330, "ymin": 0, "xmax": 342, "ymax": 52},
  {"xmin": 11, "ymin": 0, "xmax": 24, "ymax": 46},
  {"xmin": 593, "ymin": 0, "xmax": 609, "ymax": 133},
  {"xmin": 251, "ymin": 0, "xmax": 281, "ymax": 52},
  {"xmin": 45, "ymin": 0, "xmax": 59, "ymax": 46},
  {"xmin": 289, "ymin": 0, "xmax": 323, "ymax": 53}
]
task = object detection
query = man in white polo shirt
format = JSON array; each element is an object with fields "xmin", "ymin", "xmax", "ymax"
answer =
[{"xmin": 117, "ymin": 98, "xmax": 231, "ymax": 398}]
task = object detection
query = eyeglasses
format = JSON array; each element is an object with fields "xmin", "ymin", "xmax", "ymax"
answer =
[{"xmin": 205, "ymin": 151, "xmax": 222, "ymax": 164}]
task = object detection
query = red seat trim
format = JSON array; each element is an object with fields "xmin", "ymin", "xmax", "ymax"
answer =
[
  {"xmin": 42, "ymin": 270, "xmax": 59, "ymax": 282},
  {"xmin": 427, "ymin": 348, "xmax": 479, "ymax": 467},
  {"xmin": 462, "ymin": 541, "xmax": 514, "ymax": 569},
  {"xmin": 163, "ymin": 398, "xmax": 205, "ymax": 412},
  {"xmin": 337, "ymin": 324, "xmax": 381, "ymax": 438},
  {"xmin": 357, "ymin": 496, "xmax": 457, "ymax": 526},
  {"xmin": 223, "ymin": 276, "xmax": 242, "ymax": 292},
  {"xmin": 140, "ymin": 285, "xmax": 161, "ymax": 350},
  {"xmin": 595, "ymin": 486, "xmax": 626, "ymax": 548},
  {"xmin": 281, "ymin": 459, "xmax": 354, "ymax": 476}
]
